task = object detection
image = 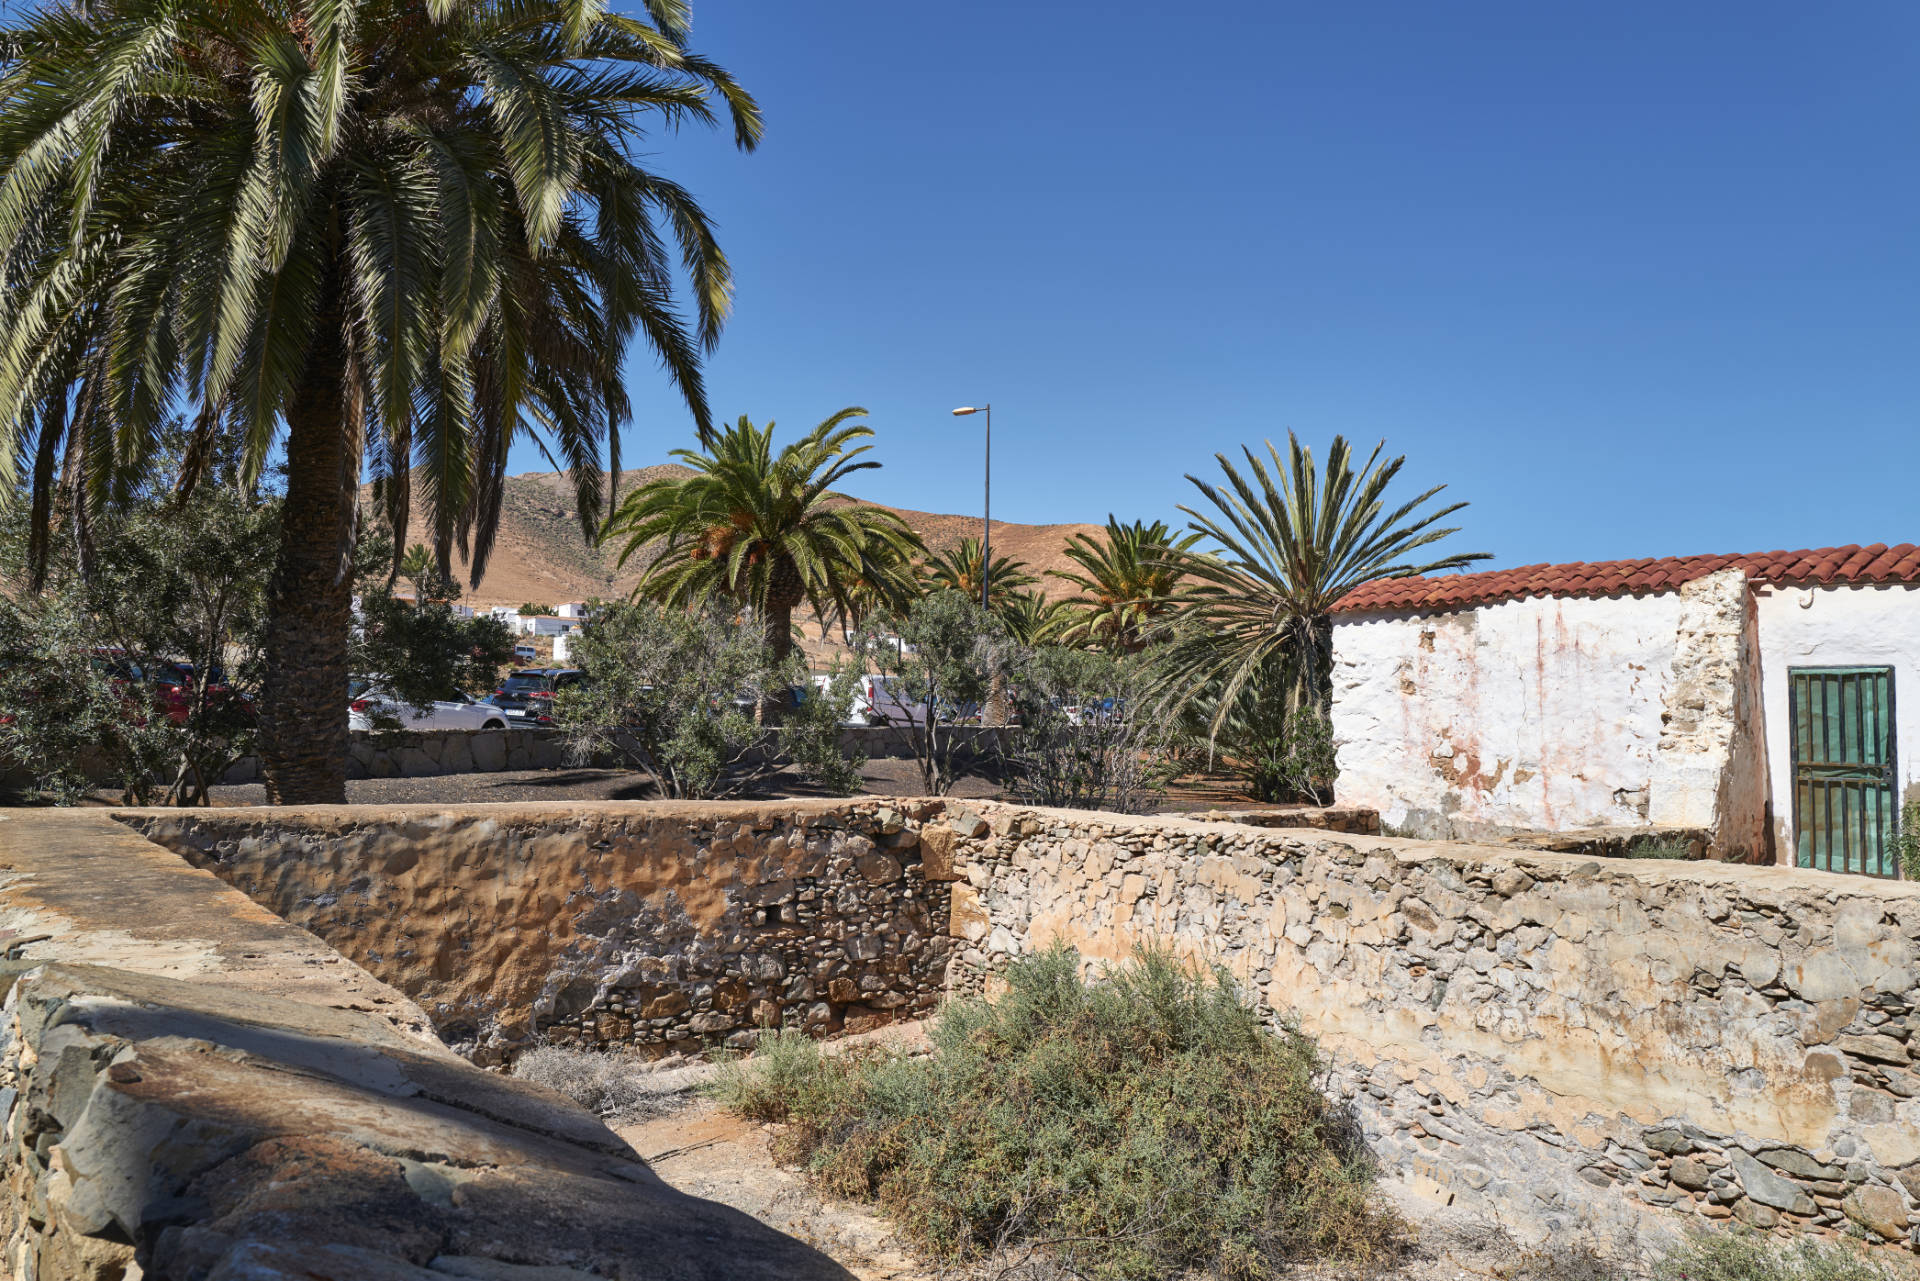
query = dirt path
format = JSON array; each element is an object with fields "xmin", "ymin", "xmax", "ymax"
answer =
[{"xmin": 618, "ymin": 1099, "xmax": 932, "ymax": 1281}]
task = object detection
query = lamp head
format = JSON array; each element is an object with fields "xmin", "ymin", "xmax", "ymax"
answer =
[{"xmin": 951, "ymin": 406, "xmax": 982, "ymax": 416}]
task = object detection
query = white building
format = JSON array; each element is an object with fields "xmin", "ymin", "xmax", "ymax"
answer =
[
  {"xmin": 1330, "ymin": 544, "xmax": 1920, "ymax": 876},
  {"xmin": 555, "ymin": 602, "xmax": 591, "ymax": 620}
]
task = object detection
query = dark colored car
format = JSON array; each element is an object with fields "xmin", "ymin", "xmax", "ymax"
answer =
[{"xmin": 491, "ymin": 668, "xmax": 585, "ymax": 726}]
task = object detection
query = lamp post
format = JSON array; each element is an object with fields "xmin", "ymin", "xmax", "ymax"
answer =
[{"xmin": 951, "ymin": 405, "xmax": 990, "ymax": 611}]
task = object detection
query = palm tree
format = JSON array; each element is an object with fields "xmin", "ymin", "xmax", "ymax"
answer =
[
  {"xmin": 1166, "ymin": 433, "xmax": 1488, "ymax": 738},
  {"xmin": 0, "ymin": 0, "xmax": 758, "ymax": 802},
  {"xmin": 999, "ymin": 588, "xmax": 1072, "ymax": 647},
  {"xmin": 922, "ymin": 537, "xmax": 1036, "ymax": 612},
  {"xmin": 606, "ymin": 410, "xmax": 924, "ymax": 667},
  {"xmin": 1047, "ymin": 517, "xmax": 1200, "ymax": 653},
  {"xmin": 396, "ymin": 544, "xmax": 435, "ymax": 603}
]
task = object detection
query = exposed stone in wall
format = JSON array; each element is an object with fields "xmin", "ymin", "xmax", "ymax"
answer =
[
  {"xmin": 1649, "ymin": 569, "xmax": 1770, "ymax": 861},
  {"xmin": 129, "ymin": 801, "xmax": 953, "ymax": 1066},
  {"xmin": 940, "ymin": 801, "xmax": 1920, "ymax": 1250}
]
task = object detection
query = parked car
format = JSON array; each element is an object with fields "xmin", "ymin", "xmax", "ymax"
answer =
[
  {"xmin": 512, "ymin": 644, "xmax": 538, "ymax": 665},
  {"xmin": 151, "ymin": 661, "xmax": 256, "ymax": 726},
  {"xmin": 491, "ymin": 668, "xmax": 585, "ymax": 726},
  {"xmin": 348, "ymin": 684, "xmax": 507, "ymax": 731},
  {"xmin": 847, "ymin": 674, "xmax": 927, "ymax": 727}
]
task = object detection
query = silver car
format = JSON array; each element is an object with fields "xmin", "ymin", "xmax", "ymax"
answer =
[{"xmin": 348, "ymin": 681, "xmax": 507, "ymax": 731}]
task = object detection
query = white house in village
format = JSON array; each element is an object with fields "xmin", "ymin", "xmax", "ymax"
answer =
[
  {"xmin": 1330, "ymin": 544, "xmax": 1920, "ymax": 877},
  {"xmin": 555, "ymin": 602, "xmax": 591, "ymax": 620}
]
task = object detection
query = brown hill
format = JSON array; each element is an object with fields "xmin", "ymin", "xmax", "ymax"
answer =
[{"xmin": 367, "ymin": 466, "xmax": 1103, "ymax": 612}]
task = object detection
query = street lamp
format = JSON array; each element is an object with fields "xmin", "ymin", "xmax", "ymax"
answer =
[{"xmin": 951, "ymin": 405, "xmax": 990, "ymax": 611}]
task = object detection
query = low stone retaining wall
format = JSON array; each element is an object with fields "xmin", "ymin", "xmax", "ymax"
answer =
[
  {"xmin": 129, "ymin": 800, "xmax": 955, "ymax": 1066},
  {"xmin": 115, "ymin": 798, "xmax": 1920, "ymax": 1254},
  {"xmin": 935, "ymin": 801, "xmax": 1920, "ymax": 1249},
  {"xmin": 0, "ymin": 809, "xmax": 840, "ymax": 1279},
  {"xmin": 220, "ymin": 726, "xmax": 571, "ymax": 783}
]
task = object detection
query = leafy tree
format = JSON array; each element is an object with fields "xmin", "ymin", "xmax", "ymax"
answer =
[
  {"xmin": 921, "ymin": 537, "xmax": 1035, "ymax": 612},
  {"xmin": 0, "ymin": 0, "xmax": 760, "ymax": 802},
  {"xmin": 1008, "ymin": 648, "xmax": 1178, "ymax": 814},
  {"xmin": 783, "ymin": 659, "xmax": 866, "ymax": 797},
  {"xmin": 553, "ymin": 601, "xmax": 778, "ymax": 799},
  {"xmin": 1164, "ymin": 434, "xmax": 1488, "ymax": 739},
  {"xmin": 351, "ymin": 588, "xmax": 515, "ymax": 711},
  {"xmin": 859, "ymin": 590, "xmax": 1016, "ymax": 795},
  {"xmin": 518, "ymin": 603, "xmax": 554, "ymax": 618},
  {"xmin": 1048, "ymin": 517, "xmax": 1200, "ymax": 653},
  {"xmin": 0, "ymin": 471, "xmax": 277, "ymax": 803},
  {"xmin": 607, "ymin": 410, "xmax": 923, "ymax": 668}
]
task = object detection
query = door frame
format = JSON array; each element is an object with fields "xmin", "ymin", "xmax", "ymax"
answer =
[{"xmin": 1787, "ymin": 664, "xmax": 1899, "ymax": 878}]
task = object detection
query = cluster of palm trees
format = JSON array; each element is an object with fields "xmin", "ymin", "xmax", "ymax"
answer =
[
  {"xmin": 605, "ymin": 408, "xmax": 1488, "ymax": 748},
  {"xmin": 0, "ymin": 0, "xmax": 1483, "ymax": 804}
]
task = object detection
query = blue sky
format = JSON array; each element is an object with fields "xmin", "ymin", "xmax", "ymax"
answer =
[{"xmin": 535, "ymin": 1, "xmax": 1920, "ymax": 570}]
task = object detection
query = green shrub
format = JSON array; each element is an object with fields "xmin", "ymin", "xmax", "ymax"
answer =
[
  {"xmin": 1622, "ymin": 839, "xmax": 1695, "ymax": 860},
  {"xmin": 709, "ymin": 944, "xmax": 1396, "ymax": 1279},
  {"xmin": 1652, "ymin": 1228, "xmax": 1909, "ymax": 1281},
  {"xmin": 1898, "ymin": 797, "xmax": 1920, "ymax": 881}
]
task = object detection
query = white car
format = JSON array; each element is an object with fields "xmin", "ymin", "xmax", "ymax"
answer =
[
  {"xmin": 845, "ymin": 674, "xmax": 928, "ymax": 727},
  {"xmin": 348, "ymin": 683, "xmax": 507, "ymax": 731}
]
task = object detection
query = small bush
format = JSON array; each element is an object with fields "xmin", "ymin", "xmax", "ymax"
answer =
[
  {"xmin": 512, "ymin": 1045, "xmax": 676, "ymax": 1122},
  {"xmin": 709, "ymin": 943, "xmax": 1396, "ymax": 1280},
  {"xmin": 1622, "ymin": 839, "xmax": 1695, "ymax": 860},
  {"xmin": 1652, "ymin": 1229, "xmax": 1909, "ymax": 1281},
  {"xmin": 1897, "ymin": 797, "xmax": 1920, "ymax": 881}
]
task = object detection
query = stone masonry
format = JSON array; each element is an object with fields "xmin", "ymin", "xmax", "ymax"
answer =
[
  {"xmin": 932, "ymin": 801, "xmax": 1920, "ymax": 1250},
  {"xmin": 124, "ymin": 798, "xmax": 1920, "ymax": 1253},
  {"xmin": 129, "ymin": 800, "xmax": 953, "ymax": 1066}
]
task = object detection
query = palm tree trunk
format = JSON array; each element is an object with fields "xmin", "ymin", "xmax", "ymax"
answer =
[{"xmin": 258, "ymin": 296, "xmax": 359, "ymax": 804}]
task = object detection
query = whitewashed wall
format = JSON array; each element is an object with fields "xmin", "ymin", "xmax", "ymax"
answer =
[
  {"xmin": 1332, "ymin": 593, "xmax": 1688, "ymax": 839},
  {"xmin": 1755, "ymin": 583, "xmax": 1920, "ymax": 863}
]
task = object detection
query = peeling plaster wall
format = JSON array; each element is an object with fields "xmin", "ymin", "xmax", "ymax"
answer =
[
  {"xmin": 1332, "ymin": 593, "xmax": 1688, "ymax": 840},
  {"xmin": 1648, "ymin": 570, "xmax": 1772, "ymax": 862},
  {"xmin": 941, "ymin": 802, "xmax": 1920, "ymax": 1250},
  {"xmin": 1756, "ymin": 584, "xmax": 1920, "ymax": 864}
]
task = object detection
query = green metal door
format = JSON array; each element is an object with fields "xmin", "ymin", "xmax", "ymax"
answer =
[{"xmin": 1790, "ymin": 667, "xmax": 1898, "ymax": 877}]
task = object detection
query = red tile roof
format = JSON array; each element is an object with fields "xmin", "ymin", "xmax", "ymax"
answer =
[{"xmin": 1333, "ymin": 544, "xmax": 1920, "ymax": 615}]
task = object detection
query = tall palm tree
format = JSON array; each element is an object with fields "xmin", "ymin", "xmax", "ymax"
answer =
[
  {"xmin": 1047, "ymin": 516, "xmax": 1200, "ymax": 653},
  {"xmin": 0, "ymin": 0, "xmax": 758, "ymax": 802},
  {"xmin": 1165, "ymin": 432, "xmax": 1488, "ymax": 738},
  {"xmin": 606, "ymin": 409, "xmax": 924, "ymax": 666},
  {"xmin": 921, "ymin": 537, "xmax": 1036, "ymax": 612}
]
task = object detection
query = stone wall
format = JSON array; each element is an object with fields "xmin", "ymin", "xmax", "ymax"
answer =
[
  {"xmin": 1648, "ymin": 569, "xmax": 1770, "ymax": 862},
  {"xmin": 220, "ymin": 726, "xmax": 571, "ymax": 783},
  {"xmin": 936, "ymin": 801, "xmax": 1920, "ymax": 1250},
  {"xmin": 115, "ymin": 797, "xmax": 1920, "ymax": 1253},
  {"xmin": 128, "ymin": 800, "xmax": 954, "ymax": 1066},
  {"xmin": 0, "ymin": 808, "xmax": 842, "ymax": 1279}
]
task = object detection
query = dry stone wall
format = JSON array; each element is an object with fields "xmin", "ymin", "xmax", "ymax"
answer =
[
  {"xmin": 128, "ymin": 800, "xmax": 952, "ymax": 1066},
  {"xmin": 124, "ymin": 797, "xmax": 1920, "ymax": 1253},
  {"xmin": 936, "ymin": 801, "xmax": 1920, "ymax": 1250}
]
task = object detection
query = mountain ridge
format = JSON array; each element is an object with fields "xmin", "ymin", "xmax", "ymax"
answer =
[{"xmin": 367, "ymin": 465, "xmax": 1104, "ymax": 611}]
